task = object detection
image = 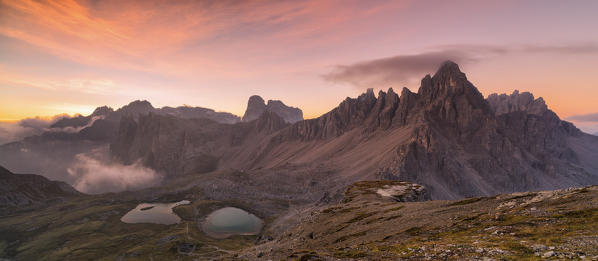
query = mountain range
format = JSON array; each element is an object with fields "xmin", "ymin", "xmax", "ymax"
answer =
[
  {"xmin": 2, "ymin": 62, "xmax": 598, "ymax": 198},
  {"xmin": 107, "ymin": 61, "xmax": 598, "ymax": 200},
  {"xmin": 2, "ymin": 61, "xmax": 597, "ymax": 200},
  {"xmin": 1, "ymin": 61, "xmax": 598, "ymax": 259}
]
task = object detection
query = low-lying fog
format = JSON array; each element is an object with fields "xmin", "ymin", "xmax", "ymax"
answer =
[
  {"xmin": 67, "ymin": 147, "xmax": 162, "ymax": 194},
  {"xmin": 0, "ymin": 115, "xmax": 163, "ymax": 195}
]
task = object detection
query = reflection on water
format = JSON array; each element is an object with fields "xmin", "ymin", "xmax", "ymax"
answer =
[
  {"xmin": 121, "ymin": 200, "xmax": 190, "ymax": 225},
  {"xmin": 201, "ymin": 207, "xmax": 263, "ymax": 239}
]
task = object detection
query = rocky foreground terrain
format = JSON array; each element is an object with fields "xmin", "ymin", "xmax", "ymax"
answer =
[{"xmin": 240, "ymin": 181, "xmax": 598, "ymax": 260}]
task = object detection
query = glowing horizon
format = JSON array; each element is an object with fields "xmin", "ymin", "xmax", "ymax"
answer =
[{"xmin": 1, "ymin": 0, "xmax": 598, "ymax": 132}]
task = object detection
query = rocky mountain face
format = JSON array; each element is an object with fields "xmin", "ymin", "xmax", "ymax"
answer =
[
  {"xmin": 369, "ymin": 62, "xmax": 597, "ymax": 199},
  {"xmin": 0, "ymin": 166, "xmax": 79, "ymax": 207},
  {"xmin": 242, "ymin": 95, "xmax": 303, "ymax": 123},
  {"xmin": 487, "ymin": 90, "xmax": 549, "ymax": 115}
]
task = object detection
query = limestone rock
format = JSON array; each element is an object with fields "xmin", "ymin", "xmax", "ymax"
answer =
[
  {"xmin": 242, "ymin": 95, "xmax": 267, "ymax": 122},
  {"xmin": 242, "ymin": 95, "xmax": 303, "ymax": 123}
]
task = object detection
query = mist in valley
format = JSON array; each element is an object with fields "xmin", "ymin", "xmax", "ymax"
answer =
[{"xmin": 67, "ymin": 147, "xmax": 162, "ymax": 194}]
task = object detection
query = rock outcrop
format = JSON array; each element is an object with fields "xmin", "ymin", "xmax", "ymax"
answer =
[
  {"xmin": 242, "ymin": 95, "xmax": 268, "ymax": 122},
  {"xmin": 242, "ymin": 95, "xmax": 303, "ymax": 123},
  {"xmin": 343, "ymin": 180, "xmax": 429, "ymax": 203},
  {"xmin": 487, "ymin": 90, "xmax": 548, "ymax": 116}
]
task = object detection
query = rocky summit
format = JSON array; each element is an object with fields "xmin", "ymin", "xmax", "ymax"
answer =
[{"xmin": 242, "ymin": 95, "xmax": 303, "ymax": 123}]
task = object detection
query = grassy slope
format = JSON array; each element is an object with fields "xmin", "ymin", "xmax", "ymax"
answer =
[{"xmin": 243, "ymin": 184, "xmax": 598, "ymax": 260}]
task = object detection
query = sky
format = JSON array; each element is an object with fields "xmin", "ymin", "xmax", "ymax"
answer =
[{"xmin": 1, "ymin": 0, "xmax": 598, "ymax": 133}]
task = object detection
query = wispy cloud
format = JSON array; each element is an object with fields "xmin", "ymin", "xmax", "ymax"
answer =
[
  {"xmin": 0, "ymin": 114, "xmax": 73, "ymax": 145},
  {"xmin": 0, "ymin": 0, "xmax": 401, "ymax": 75},
  {"xmin": 563, "ymin": 112, "xmax": 598, "ymax": 135},
  {"xmin": 0, "ymin": 114, "xmax": 104, "ymax": 145},
  {"xmin": 323, "ymin": 43, "xmax": 598, "ymax": 89},
  {"xmin": 322, "ymin": 50, "xmax": 479, "ymax": 89},
  {"xmin": 566, "ymin": 112, "xmax": 598, "ymax": 122}
]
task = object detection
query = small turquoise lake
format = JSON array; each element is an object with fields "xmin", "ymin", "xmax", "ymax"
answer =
[{"xmin": 201, "ymin": 207, "xmax": 263, "ymax": 239}]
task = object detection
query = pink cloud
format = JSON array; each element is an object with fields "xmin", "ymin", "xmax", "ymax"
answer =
[{"xmin": 0, "ymin": 0, "xmax": 408, "ymax": 77}]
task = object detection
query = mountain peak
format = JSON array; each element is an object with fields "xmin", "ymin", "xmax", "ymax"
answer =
[
  {"xmin": 91, "ymin": 106, "xmax": 114, "ymax": 117},
  {"xmin": 432, "ymin": 60, "xmax": 466, "ymax": 84},
  {"xmin": 247, "ymin": 95, "xmax": 266, "ymax": 106},
  {"xmin": 242, "ymin": 95, "xmax": 267, "ymax": 122},
  {"xmin": 117, "ymin": 100, "xmax": 156, "ymax": 117},
  {"xmin": 435, "ymin": 60, "xmax": 461, "ymax": 74},
  {"xmin": 130, "ymin": 100, "xmax": 152, "ymax": 106}
]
